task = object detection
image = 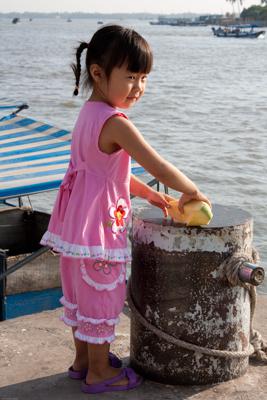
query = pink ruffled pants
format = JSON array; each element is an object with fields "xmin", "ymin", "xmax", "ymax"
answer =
[{"xmin": 59, "ymin": 255, "xmax": 127, "ymax": 344}]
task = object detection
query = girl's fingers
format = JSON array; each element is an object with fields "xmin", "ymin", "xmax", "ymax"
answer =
[
  {"xmin": 157, "ymin": 194, "xmax": 172, "ymax": 208},
  {"xmin": 162, "ymin": 206, "xmax": 168, "ymax": 218},
  {"xmin": 178, "ymin": 202, "xmax": 184, "ymax": 213},
  {"xmin": 149, "ymin": 200, "xmax": 168, "ymax": 217},
  {"xmin": 198, "ymin": 193, "xmax": 212, "ymax": 208},
  {"xmin": 164, "ymin": 194, "xmax": 176, "ymax": 203},
  {"xmin": 205, "ymin": 198, "xmax": 212, "ymax": 208}
]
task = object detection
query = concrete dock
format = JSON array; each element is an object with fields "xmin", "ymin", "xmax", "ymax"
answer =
[{"xmin": 0, "ymin": 295, "xmax": 266, "ymax": 400}]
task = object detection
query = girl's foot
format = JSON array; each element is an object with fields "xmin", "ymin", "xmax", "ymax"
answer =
[
  {"xmin": 86, "ymin": 365, "xmax": 128, "ymax": 386},
  {"xmin": 72, "ymin": 356, "xmax": 88, "ymax": 372},
  {"xmin": 69, "ymin": 352, "xmax": 122, "ymax": 380}
]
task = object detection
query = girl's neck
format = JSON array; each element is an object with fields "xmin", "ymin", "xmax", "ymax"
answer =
[{"xmin": 88, "ymin": 88, "xmax": 115, "ymax": 109}]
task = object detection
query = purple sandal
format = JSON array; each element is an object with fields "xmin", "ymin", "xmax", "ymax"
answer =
[
  {"xmin": 81, "ymin": 367, "xmax": 143, "ymax": 394},
  {"xmin": 68, "ymin": 352, "xmax": 122, "ymax": 380},
  {"xmin": 68, "ymin": 366, "xmax": 88, "ymax": 380}
]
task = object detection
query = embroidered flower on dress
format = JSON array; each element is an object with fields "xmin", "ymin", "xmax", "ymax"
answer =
[
  {"xmin": 109, "ymin": 198, "xmax": 129, "ymax": 234},
  {"xmin": 93, "ymin": 260, "xmax": 118, "ymax": 275}
]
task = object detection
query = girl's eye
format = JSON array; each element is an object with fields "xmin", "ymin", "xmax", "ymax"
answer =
[
  {"xmin": 141, "ymin": 75, "xmax": 148, "ymax": 81},
  {"xmin": 128, "ymin": 75, "xmax": 136, "ymax": 80}
]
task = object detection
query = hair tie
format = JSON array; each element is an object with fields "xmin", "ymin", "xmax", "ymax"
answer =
[{"xmin": 73, "ymin": 85, "xmax": 79, "ymax": 96}]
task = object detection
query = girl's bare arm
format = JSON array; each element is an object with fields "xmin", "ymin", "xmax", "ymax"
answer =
[{"xmin": 101, "ymin": 116, "xmax": 198, "ymax": 195}]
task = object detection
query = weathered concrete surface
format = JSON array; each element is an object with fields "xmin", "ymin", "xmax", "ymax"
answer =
[{"xmin": 0, "ymin": 295, "xmax": 266, "ymax": 400}]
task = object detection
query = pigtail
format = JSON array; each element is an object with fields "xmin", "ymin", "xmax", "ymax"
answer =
[{"xmin": 71, "ymin": 42, "xmax": 88, "ymax": 96}]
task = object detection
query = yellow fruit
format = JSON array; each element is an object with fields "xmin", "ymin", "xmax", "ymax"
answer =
[{"xmin": 167, "ymin": 199, "xmax": 213, "ymax": 226}]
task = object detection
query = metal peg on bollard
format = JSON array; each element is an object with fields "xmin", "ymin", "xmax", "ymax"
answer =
[{"xmin": 238, "ymin": 261, "xmax": 265, "ymax": 286}]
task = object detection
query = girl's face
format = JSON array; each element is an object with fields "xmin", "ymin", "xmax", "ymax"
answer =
[{"xmin": 92, "ymin": 63, "xmax": 148, "ymax": 109}]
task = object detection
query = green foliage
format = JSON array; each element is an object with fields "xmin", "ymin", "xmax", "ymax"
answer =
[{"xmin": 241, "ymin": 4, "xmax": 267, "ymax": 19}]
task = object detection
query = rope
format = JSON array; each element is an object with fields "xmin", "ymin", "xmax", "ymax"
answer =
[
  {"xmin": 127, "ymin": 248, "xmax": 267, "ymax": 361},
  {"xmin": 222, "ymin": 248, "xmax": 267, "ymax": 362}
]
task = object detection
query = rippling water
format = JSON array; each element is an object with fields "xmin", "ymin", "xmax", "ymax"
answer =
[{"xmin": 1, "ymin": 18, "xmax": 266, "ymax": 293}]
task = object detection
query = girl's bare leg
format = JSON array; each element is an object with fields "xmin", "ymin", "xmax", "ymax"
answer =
[
  {"xmin": 71, "ymin": 327, "xmax": 88, "ymax": 370},
  {"xmin": 86, "ymin": 342, "xmax": 128, "ymax": 386}
]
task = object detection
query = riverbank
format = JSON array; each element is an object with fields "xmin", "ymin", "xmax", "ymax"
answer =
[{"xmin": 0, "ymin": 295, "xmax": 266, "ymax": 399}]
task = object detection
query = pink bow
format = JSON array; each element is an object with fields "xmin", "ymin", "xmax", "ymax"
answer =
[{"xmin": 58, "ymin": 162, "xmax": 77, "ymax": 222}]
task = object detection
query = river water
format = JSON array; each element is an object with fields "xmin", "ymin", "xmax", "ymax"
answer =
[{"xmin": 0, "ymin": 17, "xmax": 266, "ymax": 293}]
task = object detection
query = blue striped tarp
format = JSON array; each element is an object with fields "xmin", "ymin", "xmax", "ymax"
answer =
[{"xmin": 0, "ymin": 114, "xmax": 145, "ymax": 200}]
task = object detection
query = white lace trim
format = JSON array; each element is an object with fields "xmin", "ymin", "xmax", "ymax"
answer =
[
  {"xmin": 60, "ymin": 314, "xmax": 78, "ymax": 327},
  {"xmin": 60, "ymin": 296, "xmax": 78, "ymax": 310},
  {"xmin": 75, "ymin": 331, "xmax": 115, "ymax": 344},
  {"xmin": 40, "ymin": 231, "xmax": 131, "ymax": 262},
  {"xmin": 59, "ymin": 298, "xmax": 120, "ymax": 326},
  {"xmin": 80, "ymin": 262, "xmax": 125, "ymax": 292},
  {"xmin": 76, "ymin": 311, "xmax": 120, "ymax": 326}
]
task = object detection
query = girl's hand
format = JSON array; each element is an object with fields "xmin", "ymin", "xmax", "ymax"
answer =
[
  {"xmin": 146, "ymin": 190, "xmax": 174, "ymax": 217},
  {"xmin": 178, "ymin": 191, "xmax": 212, "ymax": 213}
]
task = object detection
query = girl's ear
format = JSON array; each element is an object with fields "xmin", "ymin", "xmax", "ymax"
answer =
[{"xmin": 89, "ymin": 64, "xmax": 104, "ymax": 83}]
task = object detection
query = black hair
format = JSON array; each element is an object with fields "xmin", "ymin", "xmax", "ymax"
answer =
[{"xmin": 71, "ymin": 24, "xmax": 153, "ymax": 96}]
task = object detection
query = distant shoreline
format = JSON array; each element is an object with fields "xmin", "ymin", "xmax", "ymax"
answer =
[
  {"xmin": 2, "ymin": 12, "xmax": 265, "ymax": 27},
  {"xmin": 0, "ymin": 11, "xmax": 205, "ymax": 20}
]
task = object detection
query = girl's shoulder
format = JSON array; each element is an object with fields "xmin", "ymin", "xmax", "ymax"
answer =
[
  {"xmin": 83, "ymin": 100, "xmax": 120, "ymax": 113},
  {"xmin": 77, "ymin": 101, "xmax": 126, "ymax": 125}
]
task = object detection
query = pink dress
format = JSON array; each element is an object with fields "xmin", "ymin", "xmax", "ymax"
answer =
[{"xmin": 40, "ymin": 101, "xmax": 131, "ymax": 344}]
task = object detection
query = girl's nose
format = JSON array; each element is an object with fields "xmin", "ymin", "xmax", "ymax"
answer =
[{"xmin": 134, "ymin": 78, "xmax": 144, "ymax": 90}]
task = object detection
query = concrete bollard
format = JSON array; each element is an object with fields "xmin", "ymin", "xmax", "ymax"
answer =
[{"xmin": 129, "ymin": 204, "xmax": 260, "ymax": 385}]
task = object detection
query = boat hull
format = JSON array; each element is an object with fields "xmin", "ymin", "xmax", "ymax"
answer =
[{"xmin": 212, "ymin": 27, "xmax": 265, "ymax": 38}]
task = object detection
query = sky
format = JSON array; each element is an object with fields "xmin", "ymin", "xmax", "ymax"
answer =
[{"xmin": 0, "ymin": 1, "xmax": 262, "ymax": 14}]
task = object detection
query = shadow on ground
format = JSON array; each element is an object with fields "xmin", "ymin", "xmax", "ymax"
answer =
[{"xmin": 0, "ymin": 357, "xmax": 214, "ymax": 400}]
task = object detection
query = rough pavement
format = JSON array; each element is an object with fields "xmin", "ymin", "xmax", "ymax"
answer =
[{"xmin": 0, "ymin": 296, "xmax": 266, "ymax": 400}]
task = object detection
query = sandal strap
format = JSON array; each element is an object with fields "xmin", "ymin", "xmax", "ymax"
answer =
[
  {"xmin": 124, "ymin": 367, "xmax": 139, "ymax": 385},
  {"xmin": 109, "ymin": 352, "xmax": 122, "ymax": 368},
  {"xmin": 81, "ymin": 367, "xmax": 142, "ymax": 393},
  {"xmin": 97, "ymin": 368, "xmax": 126, "ymax": 388}
]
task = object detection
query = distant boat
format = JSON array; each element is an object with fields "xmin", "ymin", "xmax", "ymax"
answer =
[
  {"xmin": 12, "ymin": 17, "xmax": 20, "ymax": 24},
  {"xmin": 97, "ymin": 21, "xmax": 103, "ymax": 25},
  {"xmin": 149, "ymin": 16, "xmax": 179, "ymax": 26},
  {"xmin": 150, "ymin": 15, "xmax": 207, "ymax": 26},
  {"xmin": 67, "ymin": 18, "xmax": 72, "ymax": 22},
  {"xmin": 212, "ymin": 24, "xmax": 265, "ymax": 38}
]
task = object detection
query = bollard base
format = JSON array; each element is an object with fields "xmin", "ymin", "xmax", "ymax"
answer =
[
  {"xmin": 130, "ymin": 204, "xmax": 254, "ymax": 386},
  {"xmin": 130, "ymin": 317, "xmax": 249, "ymax": 385}
]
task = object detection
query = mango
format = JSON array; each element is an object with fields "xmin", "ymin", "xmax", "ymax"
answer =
[{"xmin": 167, "ymin": 199, "xmax": 213, "ymax": 226}]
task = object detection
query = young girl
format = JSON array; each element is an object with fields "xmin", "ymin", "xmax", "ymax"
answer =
[{"xmin": 41, "ymin": 24, "xmax": 211, "ymax": 394}]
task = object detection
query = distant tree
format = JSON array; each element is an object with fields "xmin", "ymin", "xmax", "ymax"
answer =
[
  {"xmin": 226, "ymin": 0, "xmax": 244, "ymax": 4},
  {"xmin": 226, "ymin": 0, "xmax": 244, "ymax": 6},
  {"xmin": 241, "ymin": 4, "xmax": 267, "ymax": 20},
  {"xmin": 226, "ymin": 0, "xmax": 244, "ymax": 15}
]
